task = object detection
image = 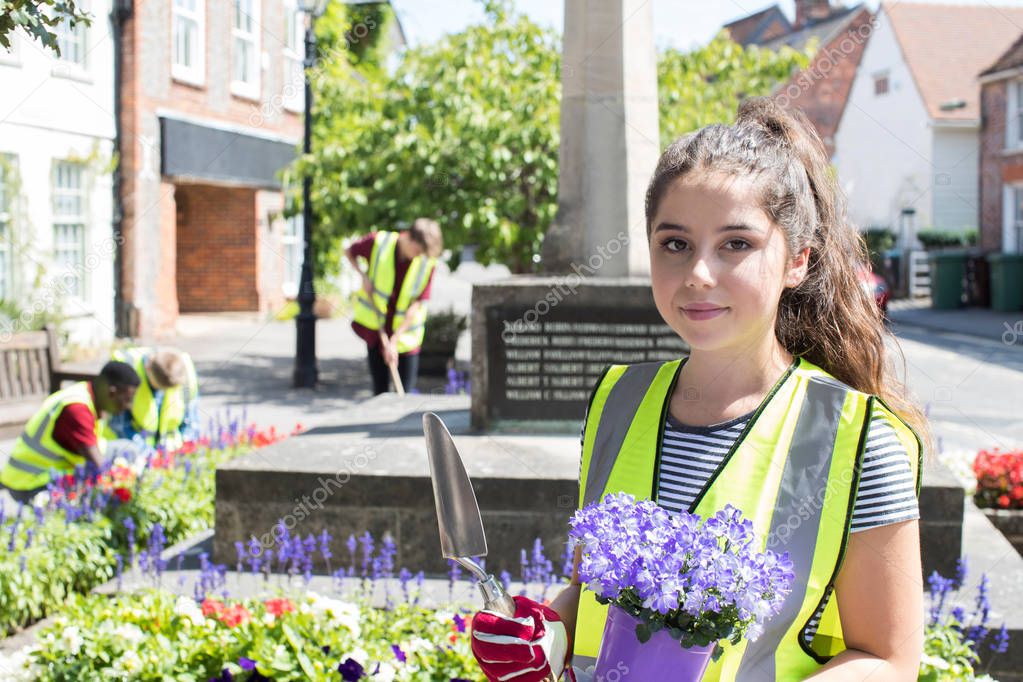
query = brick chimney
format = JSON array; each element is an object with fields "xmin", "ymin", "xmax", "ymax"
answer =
[{"xmin": 795, "ymin": 0, "xmax": 833, "ymax": 29}]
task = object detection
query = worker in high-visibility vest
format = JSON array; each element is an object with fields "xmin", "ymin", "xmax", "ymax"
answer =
[
  {"xmin": 105, "ymin": 346, "xmax": 199, "ymax": 451},
  {"xmin": 0, "ymin": 361, "xmax": 140, "ymax": 504},
  {"xmin": 468, "ymin": 99, "xmax": 927, "ymax": 681},
  {"xmin": 346, "ymin": 218, "xmax": 443, "ymax": 394}
]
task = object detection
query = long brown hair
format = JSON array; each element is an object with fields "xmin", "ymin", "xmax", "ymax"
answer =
[{"xmin": 645, "ymin": 96, "xmax": 932, "ymax": 455}]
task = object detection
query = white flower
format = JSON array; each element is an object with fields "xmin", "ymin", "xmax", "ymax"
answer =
[
  {"xmin": 373, "ymin": 661, "xmax": 397, "ymax": 682},
  {"xmin": 113, "ymin": 649, "xmax": 143, "ymax": 676},
  {"xmin": 306, "ymin": 592, "xmax": 361, "ymax": 636},
  {"xmin": 342, "ymin": 647, "xmax": 370, "ymax": 665},
  {"xmin": 60, "ymin": 626, "xmax": 83, "ymax": 655},
  {"xmin": 0, "ymin": 647, "xmax": 41, "ymax": 682},
  {"xmin": 432, "ymin": 610, "xmax": 456, "ymax": 624},
  {"xmin": 403, "ymin": 636, "xmax": 432, "ymax": 655},
  {"xmin": 174, "ymin": 596, "xmax": 205, "ymax": 627},
  {"xmin": 112, "ymin": 624, "xmax": 144, "ymax": 645}
]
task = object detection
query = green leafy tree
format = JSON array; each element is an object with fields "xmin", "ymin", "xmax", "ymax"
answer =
[
  {"xmin": 0, "ymin": 0, "xmax": 91, "ymax": 54},
  {"xmin": 300, "ymin": 13, "xmax": 812, "ymax": 273},
  {"xmin": 658, "ymin": 31, "xmax": 814, "ymax": 146},
  {"xmin": 300, "ymin": 0, "xmax": 560, "ymax": 274}
]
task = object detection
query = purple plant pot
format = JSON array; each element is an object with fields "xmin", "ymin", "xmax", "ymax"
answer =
[{"xmin": 594, "ymin": 606, "xmax": 715, "ymax": 681}]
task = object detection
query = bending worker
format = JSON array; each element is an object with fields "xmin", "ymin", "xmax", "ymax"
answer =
[
  {"xmin": 346, "ymin": 218, "xmax": 443, "ymax": 395},
  {"xmin": 0, "ymin": 361, "xmax": 140, "ymax": 504},
  {"xmin": 105, "ymin": 346, "xmax": 199, "ymax": 451}
]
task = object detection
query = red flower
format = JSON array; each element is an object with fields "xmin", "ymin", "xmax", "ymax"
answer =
[
  {"xmin": 201, "ymin": 598, "xmax": 225, "ymax": 617},
  {"xmin": 219, "ymin": 604, "xmax": 251, "ymax": 628},
  {"xmin": 113, "ymin": 487, "xmax": 132, "ymax": 503},
  {"xmin": 264, "ymin": 598, "xmax": 295, "ymax": 617},
  {"xmin": 998, "ymin": 494, "xmax": 1011, "ymax": 508}
]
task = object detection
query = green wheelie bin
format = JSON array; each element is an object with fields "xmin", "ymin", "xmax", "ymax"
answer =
[
  {"xmin": 987, "ymin": 252, "xmax": 1023, "ymax": 312},
  {"xmin": 928, "ymin": 251, "xmax": 967, "ymax": 310}
]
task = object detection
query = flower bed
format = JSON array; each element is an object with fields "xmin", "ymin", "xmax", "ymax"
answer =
[
  {"xmin": 921, "ymin": 559, "xmax": 1009, "ymax": 682},
  {"xmin": 2, "ymin": 591, "xmax": 478, "ymax": 681},
  {"xmin": 972, "ymin": 448, "xmax": 1023, "ymax": 557},
  {"xmin": 0, "ymin": 416, "xmax": 297, "ymax": 635}
]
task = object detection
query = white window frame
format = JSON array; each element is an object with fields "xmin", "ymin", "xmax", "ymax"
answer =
[
  {"xmin": 172, "ymin": 0, "xmax": 206, "ymax": 86},
  {"xmin": 52, "ymin": 2, "xmax": 89, "ymax": 79},
  {"xmin": 51, "ymin": 161, "xmax": 88, "ymax": 300},
  {"xmin": 0, "ymin": 154, "xmax": 15, "ymax": 301},
  {"xmin": 281, "ymin": 213, "xmax": 302, "ymax": 297},
  {"xmin": 1007, "ymin": 79, "xmax": 1023, "ymax": 152},
  {"xmin": 1005, "ymin": 184, "xmax": 1023, "ymax": 254},
  {"xmin": 231, "ymin": 0, "xmax": 261, "ymax": 100},
  {"xmin": 282, "ymin": 0, "xmax": 304, "ymax": 112}
]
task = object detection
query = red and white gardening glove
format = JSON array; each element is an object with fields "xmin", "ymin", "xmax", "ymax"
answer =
[{"xmin": 471, "ymin": 595, "xmax": 573, "ymax": 682}]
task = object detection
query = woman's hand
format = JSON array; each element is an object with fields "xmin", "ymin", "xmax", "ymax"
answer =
[{"xmin": 471, "ymin": 595, "xmax": 571, "ymax": 682}]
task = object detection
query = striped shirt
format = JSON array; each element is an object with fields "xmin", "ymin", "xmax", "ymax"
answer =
[{"xmin": 579, "ymin": 404, "xmax": 919, "ymax": 641}]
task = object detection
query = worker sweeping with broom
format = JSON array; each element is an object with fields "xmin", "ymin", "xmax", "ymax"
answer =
[{"xmin": 346, "ymin": 219, "xmax": 443, "ymax": 395}]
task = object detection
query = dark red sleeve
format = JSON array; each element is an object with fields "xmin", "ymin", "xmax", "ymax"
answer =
[
  {"xmin": 416, "ymin": 267, "xmax": 435, "ymax": 302},
  {"xmin": 347, "ymin": 232, "xmax": 377, "ymax": 260},
  {"xmin": 51, "ymin": 403, "xmax": 98, "ymax": 454}
]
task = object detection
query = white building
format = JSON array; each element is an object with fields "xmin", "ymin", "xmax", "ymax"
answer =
[
  {"xmin": 833, "ymin": 2, "xmax": 1023, "ymax": 244},
  {"xmin": 0, "ymin": 4, "xmax": 116, "ymax": 347}
]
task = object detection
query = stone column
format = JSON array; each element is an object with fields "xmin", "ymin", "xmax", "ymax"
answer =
[{"xmin": 541, "ymin": 0, "xmax": 660, "ymax": 278}]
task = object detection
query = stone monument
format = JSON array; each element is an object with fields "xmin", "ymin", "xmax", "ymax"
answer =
[{"xmin": 470, "ymin": 0, "xmax": 684, "ymax": 430}]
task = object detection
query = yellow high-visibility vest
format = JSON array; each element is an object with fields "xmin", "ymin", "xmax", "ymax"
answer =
[
  {"xmin": 110, "ymin": 347, "xmax": 198, "ymax": 450},
  {"xmin": 351, "ymin": 231, "xmax": 436, "ymax": 354},
  {"xmin": 574, "ymin": 356, "xmax": 922, "ymax": 680},
  {"xmin": 0, "ymin": 382, "xmax": 102, "ymax": 491}
]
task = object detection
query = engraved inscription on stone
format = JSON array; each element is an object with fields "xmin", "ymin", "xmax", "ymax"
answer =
[{"xmin": 487, "ymin": 307, "xmax": 687, "ymax": 421}]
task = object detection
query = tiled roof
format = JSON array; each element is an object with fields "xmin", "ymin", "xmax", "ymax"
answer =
[
  {"xmin": 760, "ymin": 4, "xmax": 864, "ymax": 52},
  {"xmin": 981, "ymin": 31, "xmax": 1023, "ymax": 78},
  {"xmin": 884, "ymin": 2, "xmax": 1023, "ymax": 121},
  {"xmin": 724, "ymin": 5, "xmax": 792, "ymax": 46}
]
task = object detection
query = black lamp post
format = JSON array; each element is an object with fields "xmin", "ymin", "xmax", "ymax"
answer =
[{"xmin": 293, "ymin": 0, "xmax": 329, "ymax": 388}]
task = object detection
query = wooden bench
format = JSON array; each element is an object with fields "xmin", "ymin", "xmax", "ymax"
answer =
[{"xmin": 0, "ymin": 325, "xmax": 98, "ymax": 436}]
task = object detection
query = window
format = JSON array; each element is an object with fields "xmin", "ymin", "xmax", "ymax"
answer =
[
  {"xmin": 55, "ymin": 8, "xmax": 87, "ymax": 67},
  {"xmin": 1009, "ymin": 79, "xmax": 1023, "ymax": 150},
  {"xmin": 0, "ymin": 155, "xmax": 15, "ymax": 301},
  {"xmin": 873, "ymin": 71, "xmax": 889, "ymax": 96},
  {"xmin": 52, "ymin": 162, "xmax": 87, "ymax": 298},
  {"xmin": 172, "ymin": 0, "xmax": 205, "ymax": 85},
  {"xmin": 1012, "ymin": 186, "xmax": 1023, "ymax": 254},
  {"xmin": 232, "ymin": 0, "xmax": 260, "ymax": 98},
  {"xmin": 281, "ymin": 214, "xmax": 302, "ymax": 297},
  {"xmin": 283, "ymin": 0, "xmax": 304, "ymax": 111}
]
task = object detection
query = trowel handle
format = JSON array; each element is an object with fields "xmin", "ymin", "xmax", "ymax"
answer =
[{"xmin": 480, "ymin": 576, "xmax": 516, "ymax": 618}]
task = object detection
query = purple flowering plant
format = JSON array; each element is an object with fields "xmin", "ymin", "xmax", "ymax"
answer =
[{"xmin": 569, "ymin": 493, "xmax": 795, "ymax": 660}]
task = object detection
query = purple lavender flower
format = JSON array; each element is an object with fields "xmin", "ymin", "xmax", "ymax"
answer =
[
  {"xmin": 391, "ymin": 644, "xmax": 406, "ymax": 663},
  {"xmin": 453, "ymin": 613, "xmax": 467, "ymax": 633},
  {"xmin": 346, "ymin": 533, "xmax": 357, "ymax": 577},
  {"xmin": 359, "ymin": 531, "xmax": 374, "ymax": 578},
  {"xmin": 991, "ymin": 623, "xmax": 1010, "ymax": 654},
  {"xmin": 238, "ymin": 657, "xmax": 256, "ymax": 670}
]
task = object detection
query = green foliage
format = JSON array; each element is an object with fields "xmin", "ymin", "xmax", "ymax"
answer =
[
  {"xmin": 300, "ymin": 0, "xmax": 561, "ymax": 274},
  {"xmin": 657, "ymin": 32, "xmax": 815, "ymax": 145},
  {"xmin": 919, "ymin": 621, "xmax": 998, "ymax": 681},
  {"xmin": 917, "ymin": 230, "xmax": 970, "ymax": 251},
  {"xmin": 422, "ymin": 307, "xmax": 467, "ymax": 354},
  {"xmin": 0, "ymin": 442, "xmax": 246, "ymax": 635},
  {"xmin": 0, "ymin": 0, "xmax": 91, "ymax": 54},
  {"xmin": 863, "ymin": 228, "xmax": 896, "ymax": 256},
  {"xmin": 8, "ymin": 590, "xmax": 478, "ymax": 680}
]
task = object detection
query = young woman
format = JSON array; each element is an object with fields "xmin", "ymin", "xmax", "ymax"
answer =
[{"xmin": 471, "ymin": 98, "xmax": 929, "ymax": 681}]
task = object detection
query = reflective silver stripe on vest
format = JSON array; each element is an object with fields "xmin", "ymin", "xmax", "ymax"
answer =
[
  {"xmin": 5, "ymin": 457, "xmax": 47, "ymax": 476},
  {"xmin": 17, "ymin": 411, "xmax": 70, "ymax": 464},
  {"xmin": 583, "ymin": 362, "xmax": 666, "ymax": 507},
  {"xmin": 407, "ymin": 258, "xmax": 430, "ymax": 299},
  {"xmin": 735, "ymin": 375, "xmax": 851, "ymax": 681}
]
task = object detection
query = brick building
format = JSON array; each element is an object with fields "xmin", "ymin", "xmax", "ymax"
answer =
[
  {"xmin": 979, "ymin": 34, "xmax": 1023, "ymax": 253},
  {"xmin": 724, "ymin": 1, "xmax": 873, "ymax": 158},
  {"xmin": 118, "ymin": 0, "xmax": 311, "ymax": 338}
]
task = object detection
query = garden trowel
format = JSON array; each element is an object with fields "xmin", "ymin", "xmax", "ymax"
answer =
[{"xmin": 423, "ymin": 411, "xmax": 515, "ymax": 617}]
